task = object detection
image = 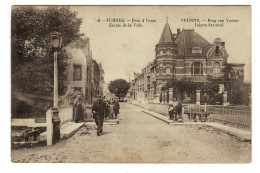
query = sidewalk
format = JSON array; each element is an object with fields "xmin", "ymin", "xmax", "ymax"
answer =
[
  {"xmin": 38, "ymin": 122, "xmax": 85, "ymax": 141},
  {"xmin": 143, "ymin": 109, "xmax": 173, "ymax": 124},
  {"xmin": 85, "ymin": 118, "xmax": 119, "ymax": 126},
  {"xmin": 39, "ymin": 118, "xmax": 119, "ymax": 142},
  {"xmin": 142, "ymin": 109, "xmax": 251, "ymax": 141}
]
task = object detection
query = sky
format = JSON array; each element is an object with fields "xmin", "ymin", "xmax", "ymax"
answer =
[{"xmin": 71, "ymin": 6, "xmax": 251, "ymax": 83}]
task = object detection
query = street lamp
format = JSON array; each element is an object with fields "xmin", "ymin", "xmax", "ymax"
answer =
[{"xmin": 50, "ymin": 31, "xmax": 62, "ymax": 143}]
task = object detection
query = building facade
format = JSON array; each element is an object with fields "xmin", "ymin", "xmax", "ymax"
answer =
[
  {"xmin": 132, "ymin": 21, "xmax": 244, "ymax": 103},
  {"xmin": 64, "ymin": 38, "xmax": 104, "ymax": 105}
]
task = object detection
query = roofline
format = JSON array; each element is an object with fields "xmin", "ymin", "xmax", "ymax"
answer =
[{"xmin": 227, "ymin": 63, "xmax": 245, "ymax": 66}]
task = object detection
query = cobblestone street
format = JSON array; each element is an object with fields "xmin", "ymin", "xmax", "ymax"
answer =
[{"xmin": 11, "ymin": 103, "xmax": 251, "ymax": 163}]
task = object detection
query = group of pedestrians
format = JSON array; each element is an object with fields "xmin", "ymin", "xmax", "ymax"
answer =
[
  {"xmin": 92, "ymin": 95, "xmax": 120, "ymax": 136},
  {"xmin": 168, "ymin": 98, "xmax": 183, "ymax": 121},
  {"xmin": 104, "ymin": 99, "xmax": 120, "ymax": 120},
  {"xmin": 72, "ymin": 94, "xmax": 120, "ymax": 136}
]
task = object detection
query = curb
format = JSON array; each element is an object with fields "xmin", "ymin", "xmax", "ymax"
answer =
[
  {"xmin": 85, "ymin": 120, "xmax": 119, "ymax": 126},
  {"xmin": 142, "ymin": 110, "xmax": 172, "ymax": 124},
  {"xmin": 142, "ymin": 109, "xmax": 251, "ymax": 141},
  {"xmin": 204, "ymin": 123, "xmax": 251, "ymax": 141},
  {"xmin": 11, "ymin": 141, "xmax": 39, "ymax": 149},
  {"xmin": 60, "ymin": 122, "xmax": 85, "ymax": 139}
]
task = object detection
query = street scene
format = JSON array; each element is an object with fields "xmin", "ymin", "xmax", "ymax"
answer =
[
  {"xmin": 11, "ymin": 103, "xmax": 250, "ymax": 163},
  {"xmin": 11, "ymin": 6, "xmax": 251, "ymax": 163}
]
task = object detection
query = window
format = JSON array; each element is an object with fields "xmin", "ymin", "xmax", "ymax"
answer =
[
  {"xmin": 87, "ymin": 67, "xmax": 89, "ymax": 81},
  {"xmin": 162, "ymin": 49, "xmax": 166, "ymax": 54},
  {"xmin": 147, "ymin": 76, "xmax": 150, "ymax": 82},
  {"xmin": 215, "ymin": 46, "xmax": 219, "ymax": 55},
  {"xmin": 73, "ymin": 65, "xmax": 82, "ymax": 81},
  {"xmin": 159, "ymin": 68, "xmax": 163, "ymax": 74},
  {"xmin": 191, "ymin": 62, "xmax": 203, "ymax": 74},
  {"xmin": 166, "ymin": 67, "xmax": 171, "ymax": 74},
  {"xmin": 166, "ymin": 49, "xmax": 171, "ymax": 55},
  {"xmin": 192, "ymin": 47, "xmax": 202, "ymax": 54},
  {"xmin": 213, "ymin": 62, "xmax": 221, "ymax": 77},
  {"xmin": 172, "ymin": 67, "xmax": 176, "ymax": 74}
]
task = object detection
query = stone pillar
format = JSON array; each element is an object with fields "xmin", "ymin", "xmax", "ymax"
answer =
[
  {"xmin": 162, "ymin": 91, "xmax": 166, "ymax": 104},
  {"xmin": 169, "ymin": 88, "xmax": 173, "ymax": 103},
  {"xmin": 222, "ymin": 91, "xmax": 228, "ymax": 106},
  {"xmin": 196, "ymin": 90, "xmax": 201, "ymax": 105},
  {"xmin": 46, "ymin": 109, "xmax": 53, "ymax": 146},
  {"xmin": 248, "ymin": 93, "xmax": 251, "ymax": 107}
]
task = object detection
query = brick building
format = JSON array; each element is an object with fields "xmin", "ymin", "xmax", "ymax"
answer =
[{"xmin": 132, "ymin": 21, "xmax": 245, "ymax": 103}]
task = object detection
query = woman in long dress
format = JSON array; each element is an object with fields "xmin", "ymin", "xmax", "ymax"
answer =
[
  {"xmin": 73, "ymin": 95, "xmax": 84, "ymax": 123},
  {"xmin": 109, "ymin": 102, "xmax": 114, "ymax": 119}
]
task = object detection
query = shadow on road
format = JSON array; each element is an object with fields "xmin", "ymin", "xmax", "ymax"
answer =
[{"xmin": 101, "ymin": 131, "xmax": 112, "ymax": 135}]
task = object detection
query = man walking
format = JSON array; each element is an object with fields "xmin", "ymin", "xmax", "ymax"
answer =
[
  {"xmin": 113, "ymin": 100, "xmax": 120, "ymax": 119},
  {"xmin": 92, "ymin": 95, "xmax": 106, "ymax": 136}
]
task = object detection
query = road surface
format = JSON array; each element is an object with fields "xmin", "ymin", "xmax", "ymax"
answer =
[{"xmin": 11, "ymin": 103, "xmax": 251, "ymax": 163}]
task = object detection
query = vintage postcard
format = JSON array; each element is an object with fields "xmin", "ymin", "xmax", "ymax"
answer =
[{"xmin": 11, "ymin": 5, "xmax": 251, "ymax": 163}]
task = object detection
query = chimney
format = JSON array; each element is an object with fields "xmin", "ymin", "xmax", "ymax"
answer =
[
  {"xmin": 177, "ymin": 28, "xmax": 181, "ymax": 36},
  {"xmin": 221, "ymin": 42, "xmax": 225, "ymax": 48}
]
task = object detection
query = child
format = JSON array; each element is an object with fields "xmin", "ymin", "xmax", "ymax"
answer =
[{"xmin": 168, "ymin": 104, "xmax": 174, "ymax": 120}]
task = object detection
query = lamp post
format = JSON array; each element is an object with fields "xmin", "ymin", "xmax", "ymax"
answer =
[{"xmin": 50, "ymin": 31, "xmax": 62, "ymax": 144}]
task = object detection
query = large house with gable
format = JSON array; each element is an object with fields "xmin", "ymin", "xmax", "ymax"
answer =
[{"xmin": 132, "ymin": 20, "xmax": 245, "ymax": 103}]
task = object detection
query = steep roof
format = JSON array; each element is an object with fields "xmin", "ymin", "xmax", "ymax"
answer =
[
  {"xmin": 175, "ymin": 29, "xmax": 211, "ymax": 56},
  {"xmin": 134, "ymin": 73, "xmax": 141, "ymax": 78},
  {"xmin": 158, "ymin": 22, "xmax": 174, "ymax": 44}
]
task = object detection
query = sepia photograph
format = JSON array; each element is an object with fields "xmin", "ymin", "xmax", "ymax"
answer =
[{"xmin": 10, "ymin": 5, "xmax": 251, "ymax": 163}]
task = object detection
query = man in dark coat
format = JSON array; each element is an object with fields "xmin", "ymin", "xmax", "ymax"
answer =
[
  {"xmin": 113, "ymin": 100, "xmax": 120, "ymax": 119},
  {"xmin": 168, "ymin": 104, "xmax": 174, "ymax": 120},
  {"xmin": 176, "ymin": 100, "xmax": 183, "ymax": 121},
  {"xmin": 92, "ymin": 95, "xmax": 106, "ymax": 136}
]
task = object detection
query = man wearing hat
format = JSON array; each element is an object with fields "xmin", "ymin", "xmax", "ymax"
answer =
[{"xmin": 92, "ymin": 95, "xmax": 106, "ymax": 136}]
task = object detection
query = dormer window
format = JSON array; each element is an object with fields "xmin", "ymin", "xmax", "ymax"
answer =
[
  {"xmin": 215, "ymin": 46, "xmax": 219, "ymax": 55},
  {"xmin": 192, "ymin": 47, "xmax": 202, "ymax": 54}
]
